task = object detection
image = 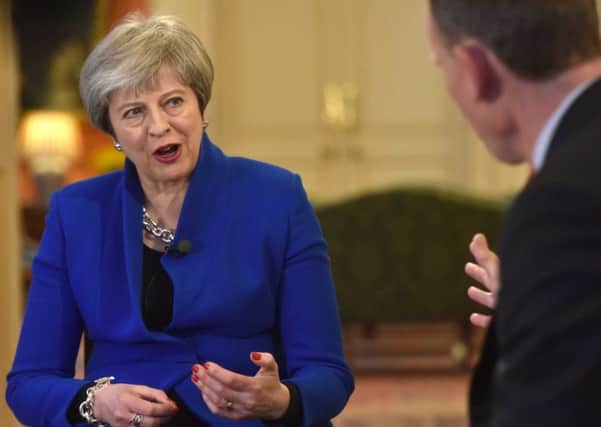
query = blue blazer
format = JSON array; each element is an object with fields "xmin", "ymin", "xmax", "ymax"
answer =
[{"xmin": 7, "ymin": 135, "xmax": 354, "ymax": 427}]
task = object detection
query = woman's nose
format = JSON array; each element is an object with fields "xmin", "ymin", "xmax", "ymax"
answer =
[{"xmin": 148, "ymin": 108, "xmax": 171, "ymax": 137}]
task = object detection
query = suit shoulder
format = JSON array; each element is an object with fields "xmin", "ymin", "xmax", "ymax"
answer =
[
  {"xmin": 227, "ymin": 156, "xmax": 300, "ymax": 190},
  {"xmin": 536, "ymin": 136, "xmax": 601, "ymax": 201},
  {"xmin": 55, "ymin": 170, "xmax": 123, "ymax": 201}
]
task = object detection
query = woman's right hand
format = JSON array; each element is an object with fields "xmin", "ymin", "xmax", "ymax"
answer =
[
  {"xmin": 465, "ymin": 233, "xmax": 501, "ymax": 328},
  {"xmin": 93, "ymin": 383, "xmax": 179, "ymax": 427}
]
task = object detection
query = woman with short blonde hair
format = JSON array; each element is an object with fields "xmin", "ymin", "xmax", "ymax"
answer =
[{"xmin": 7, "ymin": 14, "xmax": 353, "ymax": 427}]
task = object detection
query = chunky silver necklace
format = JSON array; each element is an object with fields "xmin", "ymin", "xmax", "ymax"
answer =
[{"xmin": 142, "ymin": 207, "xmax": 175, "ymax": 244}]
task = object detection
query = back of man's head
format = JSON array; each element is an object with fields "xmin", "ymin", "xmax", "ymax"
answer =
[{"xmin": 429, "ymin": 0, "xmax": 601, "ymax": 81}]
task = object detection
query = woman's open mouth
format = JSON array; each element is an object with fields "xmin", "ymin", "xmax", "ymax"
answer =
[{"xmin": 153, "ymin": 144, "xmax": 182, "ymax": 163}]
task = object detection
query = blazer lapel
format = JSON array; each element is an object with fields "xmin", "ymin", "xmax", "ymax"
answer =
[
  {"xmin": 172, "ymin": 133, "xmax": 228, "ymax": 251},
  {"xmin": 161, "ymin": 133, "xmax": 230, "ymax": 325},
  {"xmin": 119, "ymin": 133, "xmax": 230, "ymax": 328},
  {"xmin": 122, "ymin": 159, "xmax": 145, "ymax": 321}
]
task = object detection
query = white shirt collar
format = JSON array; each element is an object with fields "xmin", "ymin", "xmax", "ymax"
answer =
[{"xmin": 532, "ymin": 78, "xmax": 597, "ymax": 171}]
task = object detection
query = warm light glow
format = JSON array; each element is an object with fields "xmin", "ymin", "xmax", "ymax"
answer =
[{"xmin": 19, "ymin": 110, "xmax": 82, "ymax": 175}]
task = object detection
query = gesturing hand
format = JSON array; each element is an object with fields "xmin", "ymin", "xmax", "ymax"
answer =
[
  {"xmin": 93, "ymin": 383, "xmax": 179, "ymax": 427},
  {"xmin": 191, "ymin": 352, "xmax": 290, "ymax": 421},
  {"xmin": 465, "ymin": 233, "xmax": 501, "ymax": 328}
]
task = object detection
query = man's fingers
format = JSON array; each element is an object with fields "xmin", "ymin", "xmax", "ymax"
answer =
[
  {"xmin": 467, "ymin": 234, "xmax": 497, "ymax": 330},
  {"xmin": 465, "ymin": 262, "xmax": 489, "ymax": 287},
  {"xmin": 472, "ymin": 233, "xmax": 488, "ymax": 245},
  {"xmin": 467, "ymin": 286, "xmax": 495, "ymax": 309},
  {"xmin": 470, "ymin": 238, "xmax": 497, "ymax": 269},
  {"xmin": 468, "ymin": 233, "xmax": 500, "ymax": 294},
  {"xmin": 470, "ymin": 233, "xmax": 489, "ymax": 252},
  {"xmin": 470, "ymin": 234, "xmax": 494, "ymax": 259},
  {"xmin": 470, "ymin": 313, "xmax": 492, "ymax": 328}
]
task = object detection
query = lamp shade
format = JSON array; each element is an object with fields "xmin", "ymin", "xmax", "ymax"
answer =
[{"xmin": 19, "ymin": 110, "xmax": 82, "ymax": 175}]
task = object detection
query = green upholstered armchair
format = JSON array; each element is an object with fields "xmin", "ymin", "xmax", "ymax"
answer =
[{"xmin": 315, "ymin": 188, "xmax": 507, "ymax": 371}]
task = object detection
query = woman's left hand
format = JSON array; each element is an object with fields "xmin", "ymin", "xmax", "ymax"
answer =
[{"xmin": 191, "ymin": 352, "xmax": 290, "ymax": 421}]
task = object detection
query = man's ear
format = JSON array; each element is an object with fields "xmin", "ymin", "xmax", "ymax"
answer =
[{"xmin": 453, "ymin": 40, "xmax": 501, "ymax": 102}]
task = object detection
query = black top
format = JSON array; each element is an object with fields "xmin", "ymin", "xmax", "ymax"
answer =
[
  {"xmin": 141, "ymin": 245, "xmax": 174, "ymax": 331},
  {"xmin": 68, "ymin": 245, "xmax": 301, "ymax": 426}
]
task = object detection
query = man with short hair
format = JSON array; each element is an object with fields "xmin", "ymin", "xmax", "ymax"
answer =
[{"xmin": 427, "ymin": 0, "xmax": 601, "ymax": 425}]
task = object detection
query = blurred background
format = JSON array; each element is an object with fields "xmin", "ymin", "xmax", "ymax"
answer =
[{"xmin": 0, "ymin": 0, "xmax": 549, "ymax": 425}]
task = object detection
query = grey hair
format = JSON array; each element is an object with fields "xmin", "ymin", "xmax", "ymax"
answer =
[{"xmin": 79, "ymin": 13, "xmax": 214, "ymax": 133}]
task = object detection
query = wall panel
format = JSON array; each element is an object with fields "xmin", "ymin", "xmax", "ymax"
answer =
[{"xmin": 0, "ymin": 0, "xmax": 22, "ymax": 424}]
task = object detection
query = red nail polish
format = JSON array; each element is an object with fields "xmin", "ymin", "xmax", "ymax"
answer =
[
  {"xmin": 192, "ymin": 365, "xmax": 199, "ymax": 373},
  {"xmin": 251, "ymin": 352, "xmax": 261, "ymax": 361},
  {"xmin": 192, "ymin": 374, "xmax": 199, "ymax": 382},
  {"xmin": 204, "ymin": 362, "xmax": 210, "ymax": 370}
]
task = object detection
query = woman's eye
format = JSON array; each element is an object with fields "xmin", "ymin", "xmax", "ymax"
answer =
[
  {"xmin": 123, "ymin": 106, "xmax": 142, "ymax": 118},
  {"xmin": 165, "ymin": 97, "xmax": 183, "ymax": 107}
]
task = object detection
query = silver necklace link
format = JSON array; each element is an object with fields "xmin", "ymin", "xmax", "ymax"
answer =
[{"xmin": 142, "ymin": 207, "xmax": 175, "ymax": 244}]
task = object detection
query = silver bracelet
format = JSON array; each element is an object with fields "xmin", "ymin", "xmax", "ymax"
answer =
[{"xmin": 78, "ymin": 376, "xmax": 115, "ymax": 426}]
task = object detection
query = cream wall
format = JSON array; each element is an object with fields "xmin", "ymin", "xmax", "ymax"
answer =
[
  {"xmin": 151, "ymin": 0, "xmax": 216, "ymax": 52},
  {"xmin": 152, "ymin": 0, "xmax": 530, "ymax": 204},
  {"xmin": 0, "ymin": 0, "xmax": 22, "ymax": 424}
]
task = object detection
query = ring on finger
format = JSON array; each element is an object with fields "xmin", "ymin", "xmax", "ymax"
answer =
[
  {"xmin": 224, "ymin": 399, "xmax": 234, "ymax": 411},
  {"xmin": 128, "ymin": 413, "xmax": 144, "ymax": 426}
]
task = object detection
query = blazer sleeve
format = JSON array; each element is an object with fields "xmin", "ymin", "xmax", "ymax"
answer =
[
  {"xmin": 495, "ymin": 186, "xmax": 601, "ymax": 426},
  {"xmin": 6, "ymin": 192, "xmax": 88, "ymax": 427},
  {"xmin": 277, "ymin": 174, "xmax": 354, "ymax": 426}
]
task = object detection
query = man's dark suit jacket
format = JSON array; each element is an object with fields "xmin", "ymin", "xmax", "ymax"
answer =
[{"xmin": 470, "ymin": 78, "xmax": 601, "ymax": 426}]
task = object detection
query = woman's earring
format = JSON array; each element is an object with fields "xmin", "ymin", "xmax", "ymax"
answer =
[
  {"xmin": 113, "ymin": 141, "xmax": 123, "ymax": 152},
  {"xmin": 202, "ymin": 121, "xmax": 209, "ymax": 129}
]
